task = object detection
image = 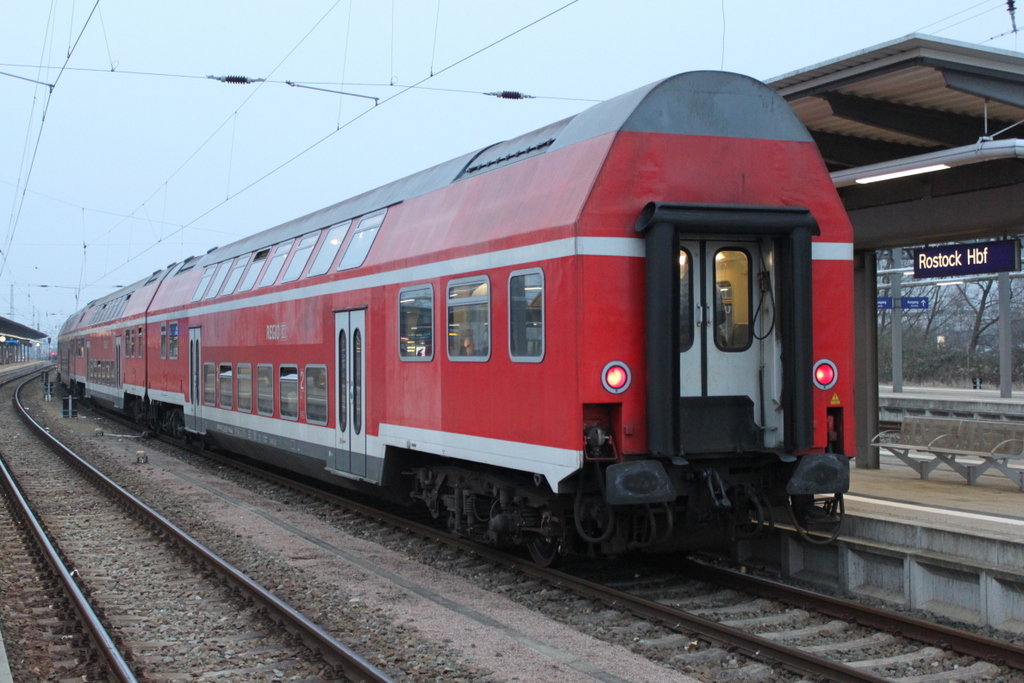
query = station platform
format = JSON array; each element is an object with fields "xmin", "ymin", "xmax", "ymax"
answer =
[
  {"xmin": 759, "ymin": 433, "xmax": 1024, "ymax": 631},
  {"xmin": 848, "ymin": 454, "xmax": 1024, "ymax": 544}
]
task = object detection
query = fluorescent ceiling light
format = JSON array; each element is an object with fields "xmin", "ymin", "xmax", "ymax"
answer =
[
  {"xmin": 855, "ymin": 163, "xmax": 950, "ymax": 184},
  {"xmin": 831, "ymin": 138, "xmax": 1024, "ymax": 187},
  {"xmin": 936, "ymin": 280, "xmax": 965, "ymax": 286}
]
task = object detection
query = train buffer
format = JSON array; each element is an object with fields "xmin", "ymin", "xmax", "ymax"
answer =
[{"xmin": 872, "ymin": 416, "xmax": 1024, "ymax": 492}]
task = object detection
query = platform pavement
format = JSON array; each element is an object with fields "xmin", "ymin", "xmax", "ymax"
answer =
[
  {"xmin": 848, "ymin": 454, "xmax": 1024, "ymax": 545},
  {"xmin": 866, "ymin": 383, "xmax": 1024, "ymax": 541}
]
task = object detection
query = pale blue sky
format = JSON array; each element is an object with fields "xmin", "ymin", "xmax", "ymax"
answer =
[{"xmin": 2, "ymin": 0, "xmax": 1021, "ymax": 336}]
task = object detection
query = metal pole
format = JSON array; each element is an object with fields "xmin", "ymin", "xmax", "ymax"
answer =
[
  {"xmin": 1000, "ymin": 270, "xmax": 1013, "ymax": 398},
  {"xmin": 855, "ymin": 250, "xmax": 879, "ymax": 469},
  {"xmin": 890, "ymin": 272, "xmax": 903, "ymax": 393}
]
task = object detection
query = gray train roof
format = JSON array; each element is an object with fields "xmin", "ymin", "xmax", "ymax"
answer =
[{"xmin": 183, "ymin": 71, "xmax": 810, "ymax": 271}]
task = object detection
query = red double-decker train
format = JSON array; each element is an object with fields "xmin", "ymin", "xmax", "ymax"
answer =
[{"xmin": 59, "ymin": 71, "xmax": 855, "ymax": 563}]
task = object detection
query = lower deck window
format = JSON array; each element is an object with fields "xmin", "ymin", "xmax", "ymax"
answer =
[
  {"xmin": 203, "ymin": 363, "xmax": 216, "ymax": 406},
  {"xmin": 509, "ymin": 270, "xmax": 544, "ymax": 361},
  {"xmin": 168, "ymin": 322, "xmax": 179, "ymax": 359},
  {"xmin": 447, "ymin": 277, "xmax": 490, "ymax": 360},
  {"xmin": 399, "ymin": 285, "xmax": 433, "ymax": 360},
  {"xmin": 257, "ymin": 364, "xmax": 274, "ymax": 416},
  {"xmin": 279, "ymin": 365, "xmax": 298, "ymax": 420},
  {"xmin": 219, "ymin": 364, "xmax": 233, "ymax": 409},
  {"xmin": 305, "ymin": 365, "xmax": 328, "ymax": 425},
  {"xmin": 237, "ymin": 364, "xmax": 252, "ymax": 412}
]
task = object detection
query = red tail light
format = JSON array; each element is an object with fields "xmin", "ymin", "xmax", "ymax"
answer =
[
  {"xmin": 812, "ymin": 359, "xmax": 837, "ymax": 390},
  {"xmin": 602, "ymin": 361, "xmax": 631, "ymax": 394}
]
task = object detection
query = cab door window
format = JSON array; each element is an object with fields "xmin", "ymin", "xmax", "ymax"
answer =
[{"xmin": 712, "ymin": 249, "xmax": 752, "ymax": 351}]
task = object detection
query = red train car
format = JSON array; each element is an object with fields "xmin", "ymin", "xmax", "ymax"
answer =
[{"xmin": 60, "ymin": 72, "xmax": 855, "ymax": 562}]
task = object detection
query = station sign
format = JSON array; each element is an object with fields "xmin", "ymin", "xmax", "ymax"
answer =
[
  {"xmin": 913, "ymin": 239, "xmax": 1020, "ymax": 279},
  {"xmin": 876, "ymin": 296, "xmax": 929, "ymax": 310},
  {"xmin": 901, "ymin": 296, "xmax": 928, "ymax": 309}
]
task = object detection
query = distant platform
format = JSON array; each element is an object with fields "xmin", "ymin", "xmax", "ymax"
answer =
[{"xmin": 879, "ymin": 384, "xmax": 1024, "ymax": 420}]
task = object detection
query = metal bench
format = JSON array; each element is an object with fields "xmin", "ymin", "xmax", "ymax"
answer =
[{"xmin": 871, "ymin": 416, "xmax": 1024, "ymax": 492}]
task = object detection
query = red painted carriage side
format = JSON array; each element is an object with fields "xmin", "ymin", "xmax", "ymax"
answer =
[{"xmin": 576, "ymin": 131, "xmax": 856, "ymax": 456}]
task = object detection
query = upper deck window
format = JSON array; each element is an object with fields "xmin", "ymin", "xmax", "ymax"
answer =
[
  {"xmin": 238, "ymin": 248, "xmax": 270, "ymax": 292},
  {"xmin": 220, "ymin": 255, "xmax": 249, "ymax": 297},
  {"xmin": 260, "ymin": 240, "xmax": 295, "ymax": 287},
  {"xmin": 282, "ymin": 232, "xmax": 320, "ymax": 283},
  {"xmin": 337, "ymin": 210, "xmax": 386, "ymax": 271},
  {"xmin": 307, "ymin": 221, "xmax": 351, "ymax": 277},
  {"xmin": 204, "ymin": 261, "xmax": 231, "ymax": 299}
]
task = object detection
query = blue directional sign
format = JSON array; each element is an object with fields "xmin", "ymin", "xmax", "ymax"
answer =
[
  {"xmin": 901, "ymin": 296, "xmax": 929, "ymax": 310},
  {"xmin": 914, "ymin": 240, "xmax": 1020, "ymax": 279},
  {"xmin": 877, "ymin": 297, "xmax": 893, "ymax": 310}
]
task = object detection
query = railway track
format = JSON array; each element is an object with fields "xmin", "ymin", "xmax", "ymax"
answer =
[
  {"xmin": 36, "ymin": 388, "xmax": 1022, "ymax": 682},
  {"xmin": 1, "ymin": 371, "xmax": 393, "ymax": 683}
]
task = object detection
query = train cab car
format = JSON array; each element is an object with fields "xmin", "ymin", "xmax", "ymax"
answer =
[{"xmin": 59, "ymin": 71, "xmax": 855, "ymax": 562}]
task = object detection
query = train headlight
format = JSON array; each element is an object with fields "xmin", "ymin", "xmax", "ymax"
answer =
[
  {"xmin": 602, "ymin": 361, "xmax": 631, "ymax": 394},
  {"xmin": 812, "ymin": 359, "xmax": 838, "ymax": 390}
]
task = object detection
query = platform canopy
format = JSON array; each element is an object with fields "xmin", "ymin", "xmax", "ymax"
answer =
[
  {"xmin": 769, "ymin": 34, "xmax": 1024, "ymax": 250},
  {"xmin": 0, "ymin": 315, "xmax": 46, "ymax": 343}
]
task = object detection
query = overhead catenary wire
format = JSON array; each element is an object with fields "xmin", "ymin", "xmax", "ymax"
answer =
[
  {"xmin": 2, "ymin": 0, "xmax": 101, "ymax": 282},
  {"xmin": 80, "ymin": 0, "xmax": 347, "ymax": 257},
  {"xmin": 0, "ymin": 64, "xmax": 600, "ymax": 102},
  {"xmin": 84, "ymin": 0, "xmax": 583, "ymax": 290},
  {"xmin": 915, "ymin": 0, "xmax": 1002, "ymax": 32}
]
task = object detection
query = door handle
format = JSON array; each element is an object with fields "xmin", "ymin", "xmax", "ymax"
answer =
[{"xmin": 697, "ymin": 303, "xmax": 710, "ymax": 327}]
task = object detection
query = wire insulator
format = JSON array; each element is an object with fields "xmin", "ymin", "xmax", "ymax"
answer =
[
  {"xmin": 485, "ymin": 90, "xmax": 534, "ymax": 100},
  {"xmin": 207, "ymin": 75, "xmax": 265, "ymax": 84}
]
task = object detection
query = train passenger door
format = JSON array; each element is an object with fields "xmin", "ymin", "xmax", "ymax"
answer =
[
  {"xmin": 84, "ymin": 341, "xmax": 91, "ymax": 398},
  {"xmin": 678, "ymin": 239, "xmax": 770, "ymax": 452},
  {"xmin": 114, "ymin": 335, "xmax": 123, "ymax": 409},
  {"xmin": 187, "ymin": 327, "xmax": 204, "ymax": 434},
  {"xmin": 330, "ymin": 310, "xmax": 367, "ymax": 478}
]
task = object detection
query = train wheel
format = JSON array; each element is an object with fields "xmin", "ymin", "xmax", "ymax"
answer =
[
  {"xmin": 527, "ymin": 535, "xmax": 561, "ymax": 568},
  {"xmin": 168, "ymin": 410, "xmax": 185, "ymax": 440},
  {"xmin": 131, "ymin": 399, "xmax": 146, "ymax": 424}
]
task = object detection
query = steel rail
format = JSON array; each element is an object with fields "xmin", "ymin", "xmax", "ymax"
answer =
[
  {"xmin": 0, "ymin": 362, "xmax": 53, "ymax": 388},
  {"xmin": 0, "ymin": 428, "xmax": 138, "ymax": 682},
  {"xmin": 679, "ymin": 559, "xmax": 1024, "ymax": 670},
  {"xmin": 13, "ymin": 377, "xmax": 395, "ymax": 683},
  {"xmin": 101, "ymin": 403, "xmax": 1014, "ymax": 681},
  {"xmin": 177, "ymin": 446, "xmax": 889, "ymax": 683}
]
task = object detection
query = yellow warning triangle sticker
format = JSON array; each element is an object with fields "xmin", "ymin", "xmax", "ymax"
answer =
[{"xmin": 830, "ymin": 393, "xmax": 841, "ymax": 405}]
